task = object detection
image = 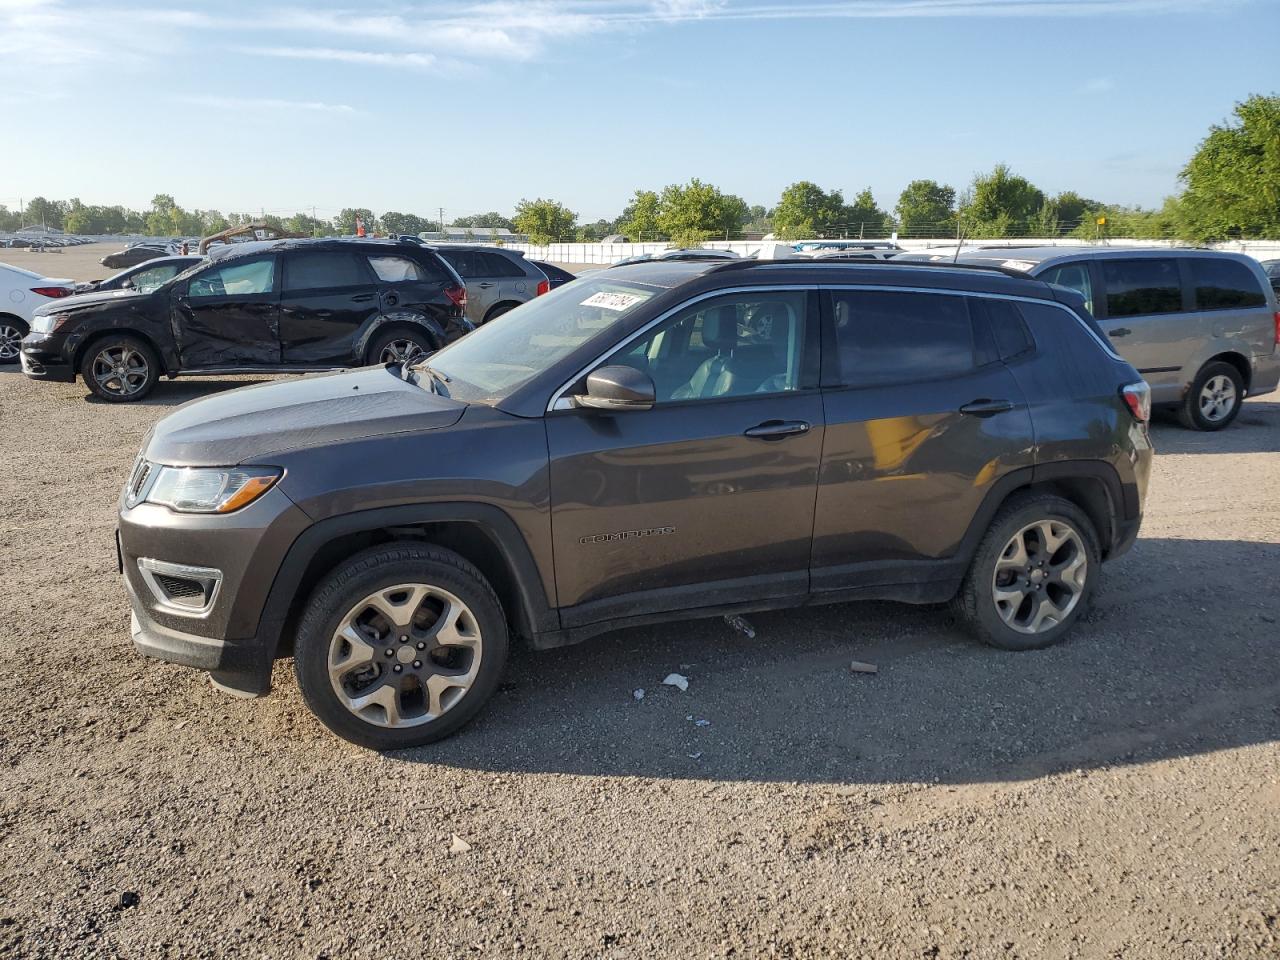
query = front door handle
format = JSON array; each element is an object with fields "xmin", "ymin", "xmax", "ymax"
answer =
[
  {"xmin": 959, "ymin": 398, "xmax": 1014, "ymax": 417},
  {"xmin": 351, "ymin": 293, "xmax": 376, "ymax": 303},
  {"xmin": 1109, "ymin": 327, "xmax": 1132, "ymax": 337},
  {"xmin": 477, "ymin": 282, "xmax": 495, "ymax": 289},
  {"xmin": 744, "ymin": 419, "xmax": 810, "ymax": 440}
]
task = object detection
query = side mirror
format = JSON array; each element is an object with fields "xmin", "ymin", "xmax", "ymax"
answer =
[{"xmin": 574, "ymin": 365, "xmax": 655, "ymax": 411}]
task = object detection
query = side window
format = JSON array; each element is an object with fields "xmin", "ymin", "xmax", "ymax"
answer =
[
  {"xmin": 282, "ymin": 251, "xmax": 370, "ymax": 292},
  {"xmin": 973, "ymin": 297, "xmax": 1035, "ymax": 363},
  {"xmin": 130, "ymin": 264, "xmax": 177, "ymax": 292},
  {"xmin": 832, "ymin": 290, "xmax": 975, "ymax": 386},
  {"xmin": 1039, "ymin": 261, "xmax": 1095, "ymax": 315},
  {"xmin": 439, "ymin": 251, "xmax": 478, "ymax": 278},
  {"xmin": 603, "ymin": 291, "xmax": 808, "ymax": 402},
  {"xmin": 187, "ymin": 257, "xmax": 275, "ymax": 298},
  {"xmin": 368, "ymin": 255, "xmax": 431, "ymax": 282},
  {"xmin": 1101, "ymin": 259, "xmax": 1182, "ymax": 317},
  {"xmin": 1188, "ymin": 258, "xmax": 1267, "ymax": 310},
  {"xmin": 479, "ymin": 253, "xmax": 527, "ymax": 278}
]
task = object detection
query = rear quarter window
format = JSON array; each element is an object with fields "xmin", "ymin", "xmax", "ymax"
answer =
[
  {"xmin": 368, "ymin": 255, "xmax": 442, "ymax": 283},
  {"xmin": 1188, "ymin": 258, "xmax": 1267, "ymax": 310}
]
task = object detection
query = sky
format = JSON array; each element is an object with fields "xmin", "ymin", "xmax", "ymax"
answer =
[{"xmin": 1, "ymin": 0, "xmax": 1277, "ymax": 223}]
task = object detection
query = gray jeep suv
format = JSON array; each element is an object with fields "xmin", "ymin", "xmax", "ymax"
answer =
[
  {"xmin": 118, "ymin": 259, "xmax": 1153, "ymax": 749},
  {"xmin": 948, "ymin": 247, "xmax": 1280, "ymax": 430}
]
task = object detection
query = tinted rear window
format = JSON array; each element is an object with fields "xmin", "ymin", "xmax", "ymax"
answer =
[
  {"xmin": 478, "ymin": 252, "xmax": 528, "ymax": 278},
  {"xmin": 1188, "ymin": 258, "xmax": 1267, "ymax": 310},
  {"xmin": 973, "ymin": 297, "xmax": 1035, "ymax": 361},
  {"xmin": 831, "ymin": 290, "xmax": 975, "ymax": 385},
  {"xmin": 1101, "ymin": 259, "xmax": 1182, "ymax": 317}
]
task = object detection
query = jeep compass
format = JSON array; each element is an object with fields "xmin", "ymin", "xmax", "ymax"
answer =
[{"xmin": 117, "ymin": 258, "xmax": 1153, "ymax": 749}]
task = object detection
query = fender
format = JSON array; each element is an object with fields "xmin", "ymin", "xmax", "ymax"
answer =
[
  {"xmin": 255, "ymin": 502, "xmax": 558, "ymax": 657},
  {"xmin": 354, "ymin": 312, "xmax": 447, "ymax": 361}
]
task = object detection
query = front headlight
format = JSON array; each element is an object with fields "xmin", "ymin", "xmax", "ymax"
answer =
[
  {"xmin": 30, "ymin": 312, "xmax": 70, "ymax": 334},
  {"xmin": 144, "ymin": 465, "xmax": 282, "ymax": 514}
]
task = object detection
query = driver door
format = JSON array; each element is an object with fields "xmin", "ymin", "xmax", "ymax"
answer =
[{"xmin": 173, "ymin": 254, "xmax": 280, "ymax": 368}]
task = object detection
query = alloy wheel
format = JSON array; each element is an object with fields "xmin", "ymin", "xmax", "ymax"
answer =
[
  {"xmin": 91, "ymin": 345, "xmax": 150, "ymax": 397},
  {"xmin": 1198, "ymin": 374, "xmax": 1237, "ymax": 422},
  {"xmin": 327, "ymin": 583, "xmax": 483, "ymax": 728},
  {"xmin": 990, "ymin": 519, "xmax": 1088, "ymax": 635},
  {"xmin": 379, "ymin": 339, "xmax": 427, "ymax": 366},
  {"xmin": 0, "ymin": 324, "xmax": 21, "ymax": 361}
]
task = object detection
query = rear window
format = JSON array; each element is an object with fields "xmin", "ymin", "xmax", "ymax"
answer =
[
  {"xmin": 831, "ymin": 290, "xmax": 975, "ymax": 386},
  {"xmin": 368, "ymin": 255, "xmax": 437, "ymax": 283},
  {"xmin": 283, "ymin": 251, "xmax": 369, "ymax": 291},
  {"xmin": 1188, "ymin": 258, "xmax": 1267, "ymax": 310},
  {"xmin": 1101, "ymin": 259, "xmax": 1182, "ymax": 317}
]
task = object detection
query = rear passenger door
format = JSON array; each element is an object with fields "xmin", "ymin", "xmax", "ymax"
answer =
[
  {"xmin": 1093, "ymin": 257, "xmax": 1189, "ymax": 388},
  {"xmin": 279, "ymin": 250, "xmax": 380, "ymax": 365},
  {"xmin": 811, "ymin": 288, "xmax": 1035, "ymax": 594}
]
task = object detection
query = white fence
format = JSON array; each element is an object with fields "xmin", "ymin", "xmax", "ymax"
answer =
[{"xmin": 499, "ymin": 238, "xmax": 1280, "ymax": 266}]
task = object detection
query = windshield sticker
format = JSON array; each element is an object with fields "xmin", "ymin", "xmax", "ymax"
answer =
[
  {"xmin": 580, "ymin": 291, "xmax": 645, "ymax": 311},
  {"xmin": 1002, "ymin": 259, "xmax": 1037, "ymax": 272}
]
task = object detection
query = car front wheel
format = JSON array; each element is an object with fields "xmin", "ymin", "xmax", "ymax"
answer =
[
  {"xmin": 952, "ymin": 492, "xmax": 1100, "ymax": 651},
  {"xmin": 80, "ymin": 335, "xmax": 159, "ymax": 402},
  {"xmin": 293, "ymin": 544, "xmax": 509, "ymax": 749}
]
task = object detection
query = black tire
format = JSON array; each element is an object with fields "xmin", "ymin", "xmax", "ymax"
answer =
[
  {"xmin": 294, "ymin": 544, "xmax": 509, "ymax": 750},
  {"xmin": 1177, "ymin": 360, "xmax": 1244, "ymax": 431},
  {"xmin": 0, "ymin": 315, "xmax": 27, "ymax": 364},
  {"xmin": 483, "ymin": 301, "xmax": 518, "ymax": 323},
  {"xmin": 951, "ymin": 492, "xmax": 1101, "ymax": 652},
  {"xmin": 366, "ymin": 327, "xmax": 435, "ymax": 367},
  {"xmin": 80, "ymin": 334, "xmax": 159, "ymax": 402}
]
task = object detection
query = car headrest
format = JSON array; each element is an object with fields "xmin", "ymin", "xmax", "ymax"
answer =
[{"xmin": 702, "ymin": 307, "xmax": 738, "ymax": 349}]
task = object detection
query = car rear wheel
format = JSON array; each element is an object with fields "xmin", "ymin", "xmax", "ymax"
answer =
[
  {"xmin": 952, "ymin": 492, "xmax": 1100, "ymax": 651},
  {"xmin": 368, "ymin": 328, "xmax": 434, "ymax": 367},
  {"xmin": 80, "ymin": 335, "xmax": 159, "ymax": 402},
  {"xmin": 483, "ymin": 301, "xmax": 519, "ymax": 323},
  {"xmin": 0, "ymin": 317, "xmax": 27, "ymax": 364},
  {"xmin": 293, "ymin": 544, "xmax": 509, "ymax": 750},
  {"xmin": 1178, "ymin": 360, "xmax": 1244, "ymax": 431}
]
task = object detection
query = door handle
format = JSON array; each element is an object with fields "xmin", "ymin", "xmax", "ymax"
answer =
[
  {"xmin": 959, "ymin": 398, "xmax": 1014, "ymax": 417},
  {"xmin": 351, "ymin": 293, "xmax": 376, "ymax": 303},
  {"xmin": 744, "ymin": 419, "xmax": 810, "ymax": 440},
  {"xmin": 477, "ymin": 282, "xmax": 495, "ymax": 289},
  {"xmin": 1109, "ymin": 327, "xmax": 1132, "ymax": 337}
]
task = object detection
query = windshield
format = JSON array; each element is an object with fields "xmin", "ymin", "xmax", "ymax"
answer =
[{"xmin": 422, "ymin": 274, "xmax": 662, "ymax": 403}]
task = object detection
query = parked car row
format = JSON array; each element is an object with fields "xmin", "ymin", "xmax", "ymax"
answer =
[{"xmin": 0, "ymin": 235, "xmax": 96, "ymax": 249}]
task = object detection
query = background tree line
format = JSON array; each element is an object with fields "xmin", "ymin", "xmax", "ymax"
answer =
[{"xmin": 4, "ymin": 94, "xmax": 1274, "ymax": 245}]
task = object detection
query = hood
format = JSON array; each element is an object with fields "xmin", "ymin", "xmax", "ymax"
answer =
[
  {"xmin": 35, "ymin": 287, "xmax": 149, "ymax": 314},
  {"xmin": 145, "ymin": 365, "xmax": 467, "ymax": 466}
]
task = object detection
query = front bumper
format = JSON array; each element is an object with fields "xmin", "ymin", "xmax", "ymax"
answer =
[
  {"xmin": 19, "ymin": 348, "xmax": 75, "ymax": 382},
  {"xmin": 119, "ymin": 485, "xmax": 313, "ymax": 697}
]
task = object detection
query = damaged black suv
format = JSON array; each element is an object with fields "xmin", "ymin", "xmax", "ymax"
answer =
[
  {"xmin": 22, "ymin": 238, "xmax": 471, "ymax": 401},
  {"xmin": 117, "ymin": 258, "xmax": 1152, "ymax": 749}
]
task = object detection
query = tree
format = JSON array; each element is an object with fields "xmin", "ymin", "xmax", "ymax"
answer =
[
  {"xmin": 1048, "ymin": 191, "xmax": 1101, "ymax": 228},
  {"xmin": 381, "ymin": 211, "xmax": 435, "ymax": 236},
  {"xmin": 895, "ymin": 180, "xmax": 956, "ymax": 237},
  {"xmin": 619, "ymin": 189, "xmax": 660, "ymax": 241},
  {"xmin": 743, "ymin": 204, "xmax": 774, "ymax": 236},
  {"xmin": 335, "ymin": 208, "xmax": 378, "ymax": 236},
  {"xmin": 285, "ymin": 212, "xmax": 329, "ymax": 236},
  {"xmin": 772, "ymin": 181, "xmax": 845, "ymax": 240},
  {"xmin": 451, "ymin": 212, "xmax": 514, "ymax": 231},
  {"xmin": 513, "ymin": 198, "xmax": 576, "ymax": 244},
  {"xmin": 1178, "ymin": 94, "xmax": 1280, "ymax": 242},
  {"xmin": 655, "ymin": 179, "xmax": 745, "ymax": 246},
  {"xmin": 843, "ymin": 188, "xmax": 890, "ymax": 236},
  {"xmin": 958, "ymin": 164, "xmax": 1046, "ymax": 238},
  {"xmin": 24, "ymin": 196, "xmax": 64, "ymax": 230}
]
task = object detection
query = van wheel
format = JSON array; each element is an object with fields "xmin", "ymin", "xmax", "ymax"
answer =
[
  {"xmin": 1178, "ymin": 361, "xmax": 1243, "ymax": 431},
  {"xmin": 81, "ymin": 335, "xmax": 158, "ymax": 402},
  {"xmin": 367, "ymin": 328, "xmax": 433, "ymax": 367},
  {"xmin": 293, "ymin": 544, "xmax": 509, "ymax": 750},
  {"xmin": 951, "ymin": 493, "xmax": 1100, "ymax": 651},
  {"xmin": 0, "ymin": 316, "xmax": 27, "ymax": 363}
]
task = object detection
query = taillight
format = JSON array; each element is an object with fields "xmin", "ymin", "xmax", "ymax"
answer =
[
  {"xmin": 31, "ymin": 286, "xmax": 71, "ymax": 298},
  {"xmin": 1121, "ymin": 381, "xmax": 1151, "ymax": 423},
  {"xmin": 443, "ymin": 284, "xmax": 467, "ymax": 309},
  {"xmin": 536, "ymin": 279, "xmax": 550, "ymax": 297},
  {"xmin": 1273, "ymin": 310, "xmax": 1279, "ymax": 347}
]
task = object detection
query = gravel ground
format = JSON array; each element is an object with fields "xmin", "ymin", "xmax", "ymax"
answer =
[{"xmin": 0, "ymin": 367, "xmax": 1278, "ymax": 959}]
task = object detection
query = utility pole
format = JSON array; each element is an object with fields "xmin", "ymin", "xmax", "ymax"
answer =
[
  {"xmin": 439, "ymin": 207, "xmax": 446, "ymax": 235},
  {"xmin": 312, "ymin": 206, "xmax": 318, "ymax": 236}
]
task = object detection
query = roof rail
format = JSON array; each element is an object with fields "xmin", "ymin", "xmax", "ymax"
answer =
[{"xmin": 706, "ymin": 257, "xmax": 1038, "ymax": 282}]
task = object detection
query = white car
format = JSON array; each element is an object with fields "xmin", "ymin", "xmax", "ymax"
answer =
[{"xmin": 0, "ymin": 262, "xmax": 74, "ymax": 364}]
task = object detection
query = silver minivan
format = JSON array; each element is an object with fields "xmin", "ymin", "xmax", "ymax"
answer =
[
  {"xmin": 434, "ymin": 245, "xmax": 550, "ymax": 325},
  {"xmin": 953, "ymin": 247, "xmax": 1280, "ymax": 430}
]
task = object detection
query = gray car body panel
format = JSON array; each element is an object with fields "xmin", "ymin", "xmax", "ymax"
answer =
[
  {"xmin": 118, "ymin": 259, "xmax": 1152, "ymax": 697},
  {"xmin": 434, "ymin": 245, "xmax": 549, "ymax": 324}
]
